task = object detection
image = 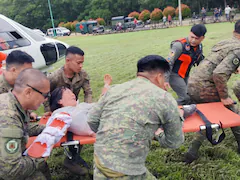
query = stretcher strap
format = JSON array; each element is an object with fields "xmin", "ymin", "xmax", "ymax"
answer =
[
  {"xmin": 66, "ymin": 132, "xmax": 90, "ymax": 169},
  {"xmin": 196, "ymin": 109, "xmax": 225, "ymax": 145}
]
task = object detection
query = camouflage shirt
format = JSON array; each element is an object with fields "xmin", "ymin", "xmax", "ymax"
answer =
[
  {"xmin": 88, "ymin": 77, "xmax": 184, "ymax": 175},
  {"xmin": 0, "ymin": 92, "xmax": 44, "ymax": 180},
  {"xmin": 45, "ymin": 67, "xmax": 92, "ymax": 110},
  {"xmin": 0, "ymin": 73, "xmax": 12, "ymax": 94},
  {"xmin": 189, "ymin": 36, "xmax": 240, "ymax": 99}
]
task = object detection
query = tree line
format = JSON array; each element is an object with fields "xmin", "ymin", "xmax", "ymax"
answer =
[{"xmin": 0, "ymin": 0, "xmax": 238, "ymax": 30}]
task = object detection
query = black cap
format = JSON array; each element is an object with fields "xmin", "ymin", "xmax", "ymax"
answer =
[
  {"xmin": 191, "ymin": 24, "xmax": 207, "ymax": 37},
  {"xmin": 137, "ymin": 55, "xmax": 170, "ymax": 73}
]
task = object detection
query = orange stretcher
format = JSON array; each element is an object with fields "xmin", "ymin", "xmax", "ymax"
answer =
[
  {"xmin": 182, "ymin": 102, "xmax": 240, "ymax": 133},
  {"xmin": 26, "ymin": 116, "xmax": 96, "ymax": 149},
  {"xmin": 26, "ymin": 102, "xmax": 240, "ymax": 149}
]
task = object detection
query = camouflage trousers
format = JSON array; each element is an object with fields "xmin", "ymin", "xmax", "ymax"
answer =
[
  {"xmin": 25, "ymin": 171, "xmax": 48, "ymax": 180},
  {"xmin": 94, "ymin": 166, "xmax": 157, "ymax": 180},
  {"xmin": 25, "ymin": 161, "xmax": 51, "ymax": 180},
  {"xmin": 233, "ymin": 81, "xmax": 240, "ymax": 101},
  {"xmin": 187, "ymin": 82, "xmax": 240, "ymax": 155}
]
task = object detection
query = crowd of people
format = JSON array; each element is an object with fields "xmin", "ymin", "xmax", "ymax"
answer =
[
  {"xmin": 201, "ymin": 5, "xmax": 237, "ymax": 23},
  {"xmin": 0, "ymin": 18, "xmax": 240, "ymax": 180}
]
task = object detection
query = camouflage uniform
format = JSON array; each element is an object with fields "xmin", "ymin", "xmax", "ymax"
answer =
[
  {"xmin": 187, "ymin": 36, "xmax": 240, "ymax": 156},
  {"xmin": 233, "ymin": 81, "xmax": 240, "ymax": 101},
  {"xmin": 0, "ymin": 92, "xmax": 51, "ymax": 180},
  {"xmin": 0, "ymin": 73, "xmax": 45, "ymax": 130},
  {"xmin": 45, "ymin": 67, "xmax": 92, "ymax": 111},
  {"xmin": 88, "ymin": 77, "xmax": 184, "ymax": 179},
  {"xmin": 0, "ymin": 73, "xmax": 12, "ymax": 94}
]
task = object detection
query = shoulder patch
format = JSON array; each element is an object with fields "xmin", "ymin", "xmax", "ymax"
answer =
[
  {"xmin": 185, "ymin": 44, "xmax": 190, "ymax": 51},
  {"xmin": 5, "ymin": 139, "xmax": 19, "ymax": 154},
  {"xmin": 233, "ymin": 58, "xmax": 240, "ymax": 66}
]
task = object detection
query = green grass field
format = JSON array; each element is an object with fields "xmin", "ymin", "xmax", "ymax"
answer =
[{"xmin": 47, "ymin": 23, "xmax": 240, "ymax": 180}]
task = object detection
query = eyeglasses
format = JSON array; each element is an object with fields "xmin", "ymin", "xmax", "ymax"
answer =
[{"xmin": 26, "ymin": 84, "xmax": 51, "ymax": 99}]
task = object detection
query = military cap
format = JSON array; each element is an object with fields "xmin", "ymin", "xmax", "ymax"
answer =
[{"xmin": 191, "ymin": 24, "xmax": 207, "ymax": 37}]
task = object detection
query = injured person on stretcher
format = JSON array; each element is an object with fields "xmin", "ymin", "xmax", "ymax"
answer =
[
  {"xmin": 48, "ymin": 74, "xmax": 113, "ymax": 136},
  {"xmin": 48, "ymin": 74, "xmax": 196, "ymax": 137}
]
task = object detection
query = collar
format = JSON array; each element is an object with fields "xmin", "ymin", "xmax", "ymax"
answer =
[
  {"xmin": 2, "ymin": 73, "xmax": 13, "ymax": 89},
  {"xmin": 9, "ymin": 92, "xmax": 28, "ymax": 123},
  {"xmin": 61, "ymin": 66, "xmax": 82, "ymax": 84}
]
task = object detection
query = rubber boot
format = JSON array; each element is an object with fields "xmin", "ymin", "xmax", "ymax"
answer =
[{"xmin": 184, "ymin": 132, "xmax": 205, "ymax": 164}]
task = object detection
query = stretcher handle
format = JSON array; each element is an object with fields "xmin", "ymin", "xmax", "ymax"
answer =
[
  {"xmin": 199, "ymin": 124, "xmax": 220, "ymax": 130},
  {"xmin": 61, "ymin": 140, "xmax": 80, "ymax": 147}
]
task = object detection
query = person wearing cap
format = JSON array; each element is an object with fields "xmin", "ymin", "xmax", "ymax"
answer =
[
  {"xmin": 184, "ymin": 20, "xmax": 240, "ymax": 164},
  {"xmin": 165, "ymin": 24, "xmax": 207, "ymax": 105},
  {"xmin": 88, "ymin": 55, "xmax": 184, "ymax": 179}
]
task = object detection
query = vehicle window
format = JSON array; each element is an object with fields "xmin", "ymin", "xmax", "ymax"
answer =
[
  {"xmin": 0, "ymin": 18, "xmax": 31, "ymax": 51},
  {"xmin": 13, "ymin": 22, "xmax": 45, "ymax": 42},
  {"xmin": 40, "ymin": 43, "xmax": 57, "ymax": 65},
  {"xmin": 56, "ymin": 43, "xmax": 67, "ymax": 58},
  {"xmin": 0, "ymin": 32, "xmax": 30, "ymax": 51}
]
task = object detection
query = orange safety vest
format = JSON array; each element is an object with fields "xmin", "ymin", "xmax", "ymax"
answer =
[
  {"xmin": 172, "ymin": 38, "xmax": 203, "ymax": 78},
  {"xmin": 0, "ymin": 52, "xmax": 7, "ymax": 69}
]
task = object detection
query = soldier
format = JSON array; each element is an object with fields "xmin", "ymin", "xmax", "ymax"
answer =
[
  {"xmin": 0, "ymin": 68, "xmax": 51, "ymax": 180},
  {"xmin": 184, "ymin": 20, "xmax": 240, "ymax": 163},
  {"xmin": 0, "ymin": 50, "xmax": 33, "ymax": 94},
  {"xmin": 88, "ymin": 55, "xmax": 185, "ymax": 179},
  {"xmin": 45, "ymin": 46, "xmax": 92, "ymax": 175},
  {"xmin": 165, "ymin": 24, "xmax": 207, "ymax": 105},
  {"xmin": 46, "ymin": 46, "xmax": 92, "ymax": 110},
  {"xmin": 0, "ymin": 50, "xmax": 38, "ymax": 120}
]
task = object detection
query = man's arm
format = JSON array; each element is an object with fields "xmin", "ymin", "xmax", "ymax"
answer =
[
  {"xmin": 0, "ymin": 124, "xmax": 44, "ymax": 179},
  {"xmin": 165, "ymin": 41, "xmax": 183, "ymax": 82},
  {"xmin": 213, "ymin": 52, "xmax": 240, "ymax": 102},
  {"xmin": 82, "ymin": 71, "xmax": 93, "ymax": 103},
  {"xmin": 28, "ymin": 122, "xmax": 45, "ymax": 136},
  {"xmin": 155, "ymin": 93, "xmax": 184, "ymax": 149}
]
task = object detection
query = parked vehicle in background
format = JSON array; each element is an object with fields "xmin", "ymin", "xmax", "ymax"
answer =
[
  {"xmin": 76, "ymin": 20, "xmax": 98, "ymax": 34},
  {"xmin": 111, "ymin": 16, "xmax": 136, "ymax": 31},
  {"xmin": 47, "ymin": 27, "xmax": 71, "ymax": 37},
  {"xmin": 136, "ymin": 20, "xmax": 144, "ymax": 28},
  {"xmin": 93, "ymin": 25, "xmax": 104, "ymax": 34}
]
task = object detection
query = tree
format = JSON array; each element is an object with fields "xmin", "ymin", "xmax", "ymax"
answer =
[
  {"xmin": 175, "ymin": 4, "xmax": 191, "ymax": 19},
  {"xmin": 139, "ymin": 9, "xmax": 151, "ymax": 22},
  {"xmin": 163, "ymin": 6, "xmax": 176, "ymax": 17},
  {"xmin": 150, "ymin": 8, "xmax": 163, "ymax": 21},
  {"xmin": 128, "ymin": 11, "xmax": 140, "ymax": 19}
]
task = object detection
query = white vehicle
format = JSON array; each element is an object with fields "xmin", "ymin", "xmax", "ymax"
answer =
[
  {"xmin": 0, "ymin": 14, "xmax": 69, "ymax": 71},
  {"xmin": 47, "ymin": 27, "xmax": 71, "ymax": 37}
]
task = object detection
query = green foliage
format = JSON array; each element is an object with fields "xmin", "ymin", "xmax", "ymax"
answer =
[
  {"xmin": 96, "ymin": 18, "xmax": 106, "ymax": 26},
  {"xmin": 46, "ymin": 23, "xmax": 240, "ymax": 179},
  {"xmin": 63, "ymin": 22, "xmax": 72, "ymax": 31},
  {"xmin": 163, "ymin": 6, "xmax": 175, "ymax": 17},
  {"xmin": 139, "ymin": 9, "xmax": 150, "ymax": 22},
  {"xmin": 128, "ymin": 11, "xmax": 140, "ymax": 20},
  {"xmin": 175, "ymin": 4, "xmax": 191, "ymax": 18},
  {"xmin": 0, "ymin": 0, "xmax": 237, "ymax": 30},
  {"xmin": 150, "ymin": 8, "xmax": 163, "ymax": 21}
]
